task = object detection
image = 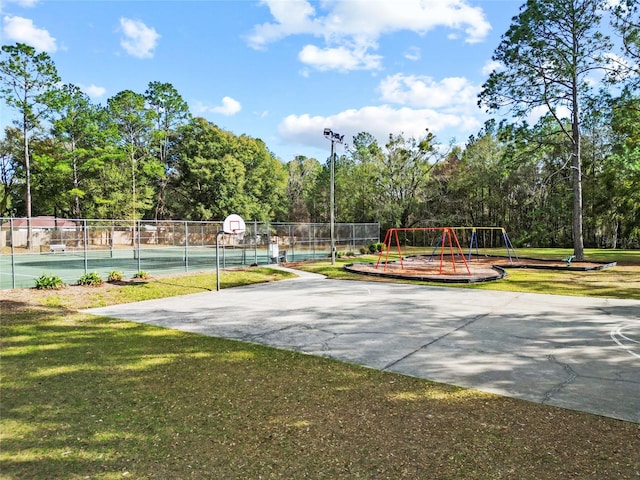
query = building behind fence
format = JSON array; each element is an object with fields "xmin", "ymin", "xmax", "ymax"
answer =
[{"xmin": 0, "ymin": 217, "xmax": 380, "ymax": 289}]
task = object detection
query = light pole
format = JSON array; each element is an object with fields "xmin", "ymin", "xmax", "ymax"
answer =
[{"xmin": 323, "ymin": 128, "xmax": 344, "ymax": 265}]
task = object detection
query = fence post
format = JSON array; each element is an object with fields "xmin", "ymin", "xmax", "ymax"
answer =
[
  {"xmin": 352, "ymin": 224, "xmax": 355, "ymax": 252},
  {"xmin": 184, "ymin": 221, "xmax": 189, "ymax": 271},
  {"xmin": 266, "ymin": 221, "xmax": 271, "ymax": 266},
  {"xmin": 254, "ymin": 220, "xmax": 258, "ymax": 265},
  {"xmin": 137, "ymin": 220, "xmax": 141, "ymax": 272},
  {"xmin": 10, "ymin": 218, "xmax": 16, "ymax": 289},
  {"xmin": 83, "ymin": 219, "xmax": 88, "ymax": 274}
]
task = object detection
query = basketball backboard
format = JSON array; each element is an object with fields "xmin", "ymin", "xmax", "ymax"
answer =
[{"xmin": 222, "ymin": 214, "xmax": 246, "ymax": 235}]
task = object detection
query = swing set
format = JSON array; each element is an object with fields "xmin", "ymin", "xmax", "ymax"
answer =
[{"xmin": 375, "ymin": 226, "xmax": 519, "ymax": 276}]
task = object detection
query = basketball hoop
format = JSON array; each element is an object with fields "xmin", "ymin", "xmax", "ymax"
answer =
[
  {"xmin": 223, "ymin": 214, "xmax": 246, "ymax": 239},
  {"xmin": 217, "ymin": 214, "xmax": 246, "ymax": 291}
]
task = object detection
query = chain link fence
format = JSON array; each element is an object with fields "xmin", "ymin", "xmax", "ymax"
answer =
[{"xmin": 0, "ymin": 217, "xmax": 379, "ymax": 289}]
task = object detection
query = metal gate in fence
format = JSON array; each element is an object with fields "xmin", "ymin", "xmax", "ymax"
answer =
[{"xmin": 0, "ymin": 217, "xmax": 380, "ymax": 289}]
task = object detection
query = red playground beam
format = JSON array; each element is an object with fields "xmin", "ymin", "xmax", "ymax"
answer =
[{"xmin": 375, "ymin": 227, "xmax": 471, "ymax": 276}]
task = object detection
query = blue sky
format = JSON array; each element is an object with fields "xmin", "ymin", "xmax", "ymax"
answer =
[{"xmin": 1, "ymin": 0, "xmax": 525, "ymax": 162}]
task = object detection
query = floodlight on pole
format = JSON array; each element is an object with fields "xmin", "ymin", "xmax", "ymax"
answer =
[{"xmin": 323, "ymin": 128, "xmax": 344, "ymax": 265}]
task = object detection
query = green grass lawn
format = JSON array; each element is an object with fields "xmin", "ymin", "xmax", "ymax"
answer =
[
  {"xmin": 2, "ymin": 255, "xmax": 639, "ymax": 479},
  {"xmin": 303, "ymin": 248, "xmax": 640, "ymax": 300},
  {"xmin": 482, "ymin": 247, "xmax": 640, "ymax": 266}
]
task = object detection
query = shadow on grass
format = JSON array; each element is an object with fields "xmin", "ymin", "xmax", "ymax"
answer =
[
  {"xmin": 2, "ymin": 307, "xmax": 639, "ymax": 479},
  {"xmin": 497, "ymin": 268, "xmax": 640, "ymax": 300},
  {"xmin": 153, "ymin": 279, "xmax": 213, "ymax": 292}
]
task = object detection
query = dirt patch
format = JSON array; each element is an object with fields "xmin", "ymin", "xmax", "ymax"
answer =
[
  {"xmin": 346, "ymin": 256, "xmax": 503, "ymax": 282},
  {"xmin": 1, "ymin": 272, "xmax": 182, "ymax": 312},
  {"xmin": 346, "ymin": 255, "xmax": 615, "ymax": 283}
]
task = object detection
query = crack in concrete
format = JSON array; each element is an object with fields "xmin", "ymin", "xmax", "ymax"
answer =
[
  {"xmin": 542, "ymin": 354, "xmax": 578, "ymax": 403},
  {"xmin": 381, "ymin": 312, "xmax": 492, "ymax": 371},
  {"xmin": 240, "ymin": 322, "xmax": 319, "ymax": 342}
]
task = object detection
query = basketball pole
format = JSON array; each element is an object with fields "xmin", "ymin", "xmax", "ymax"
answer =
[
  {"xmin": 216, "ymin": 230, "xmax": 224, "ymax": 291},
  {"xmin": 217, "ymin": 214, "xmax": 246, "ymax": 291}
]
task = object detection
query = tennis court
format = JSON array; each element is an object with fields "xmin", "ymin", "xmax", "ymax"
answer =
[
  {"xmin": 1, "ymin": 218, "xmax": 380, "ymax": 289},
  {"xmin": 0, "ymin": 245, "xmax": 329, "ymax": 289}
]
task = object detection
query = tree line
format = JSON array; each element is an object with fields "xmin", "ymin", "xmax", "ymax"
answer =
[{"xmin": 1, "ymin": 0, "xmax": 638, "ymax": 255}]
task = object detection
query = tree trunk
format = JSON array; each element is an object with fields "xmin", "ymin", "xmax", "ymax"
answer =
[
  {"xmin": 571, "ymin": 87, "xmax": 584, "ymax": 260},
  {"xmin": 72, "ymin": 139, "xmax": 81, "ymax": 218},
  {"xmin": 23, "ymin": 116, "xmax": 32, "ymax": 251},
  {"xmin": 571, "ymin": 145, "xmax": 584, "ymax": 259}
]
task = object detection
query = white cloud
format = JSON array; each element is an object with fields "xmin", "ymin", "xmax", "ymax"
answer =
[
  {"xmin": 248, "ymin": 0, "xmax": 491, "ymax": 71},
  {"xmin": 2, "ymin": 15, "xmax": 57, "ymax": 52},
  {"xmin": 298, "ymin": 44, "xmax": 382, "ymax": 71},
  {"xmin": 277, "ymin": 71, "xmax": 490, "ymax": 153},
  {"xmin": 603, "ymin": 52, "xmax": 637, "ymax": 82},
  {"xmin": 246, "ymin": 0, "xmax": 320, "ymax": 49},
  {"xmin": 79, "ymin": 83, "xmax": 106, "ymax": 98},
  {"xmin": 213, "ymin": 96, "xmax": 242, "ymax": 115},
  {"xmin": 404, "ymin": 46, "xmax": 421, "ymax": 61},
  {"xmin": 193, "ymin": 97, "xmax": 242, "ymax": 116},
  {"xmin": 119, "ymin": 17, "xmax": 160, "ymax": 59},
  {"xmin": 526, "ymin": 105, "xmax": 572, "ymax": 126},
  {"xmin": 250, "ymin": 0, "xmax": 490, "ymax": 48},
  {"xmin": 378, "ymin": 74, "xmax": 479, "ymax": 111},
  {"xmin": 278, "ymin": 104, "xmax": 482, "ymax": 151},
  {"xmin": 2, "ymin": 0, "xmax": 39, "ymax": 7},
  {"xmin": 481, "ymin": 60, "xmax": 501, "ymax": 76}
]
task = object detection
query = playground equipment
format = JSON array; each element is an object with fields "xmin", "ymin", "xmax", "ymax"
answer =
[
  {"xmin": 343, "ymin": 226, "xmax": 521, "ymax": 283},
  {"xmin": 376, "ymin": 226, "xmax": 519, "ymax": 275},
  {"xmin": 376, "ymin": 227, "xmax": 472, "ymax": 275},
  {"xmin": 448, "ymin": 227, "xmax": 519, "ymax": 263}
]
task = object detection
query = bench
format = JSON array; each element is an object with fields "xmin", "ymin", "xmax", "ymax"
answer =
[{"xmin": 49, "ymin": 243, "xmax": 66, "ymax": 254}]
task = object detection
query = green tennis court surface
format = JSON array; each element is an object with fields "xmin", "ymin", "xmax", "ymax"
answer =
[{"xmin": 0, "ymin": 247, "xmax": 327, "ymax": 289}]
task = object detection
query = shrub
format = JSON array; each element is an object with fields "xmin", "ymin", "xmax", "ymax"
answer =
[
  {"xmin": 34, "ymin": 273, "xmax": 65, "ymax": 290},
  {"xmin": 108, "ymin": 270, "xmax": 124, "ymax": 282},
  {"xmin": 359, "ymin": 247, "xmax": 367, "ymax": 254},
  {"xmin": 368, "ymin": 242, "xmax": 385, "ymax": 253},
  {"xmin": 77, "ymin": 272, "xmax": 103, "ymax": 286},
  {"xmin": 133, "ymin": 270, "xmax": 150, "ymax": 280}
]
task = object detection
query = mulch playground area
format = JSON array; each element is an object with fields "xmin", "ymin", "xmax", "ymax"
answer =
[{"xmin": 345, "ymin": 255, "xmax": 617, "ymax": 283}]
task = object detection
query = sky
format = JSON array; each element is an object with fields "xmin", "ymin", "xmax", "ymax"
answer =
[{"xmin": 0, "ymin": 0, "xmax": 527, "ymax": 162}]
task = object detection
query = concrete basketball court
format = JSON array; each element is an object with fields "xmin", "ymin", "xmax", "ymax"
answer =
[{"xmin": 83, "ymin": 267, "xmax": 640, "ymax": 423}]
